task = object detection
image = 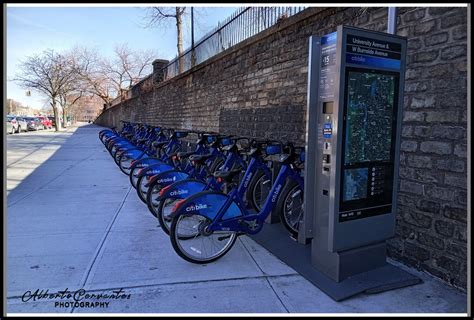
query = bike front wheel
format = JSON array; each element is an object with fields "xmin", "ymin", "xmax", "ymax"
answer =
[
  {"xmin": 170, "ymin": 214, "xmax": 237, "ymax": 264},
  {"xmin": 157, "ymin": 197, "xmax": 180, "ymax": 235},
  {"xmin": 247, "ymin": 170, "xmax": 272, "ymax": 212},
  {"xmin": 276, "ymin": 180, "xmax": 304, "ymax": 238},
  {"xmin": 146, "ymin": 179, "xmax": 162, "ymax": 218},
  {"xmin": 119, "ymin": 154, "xmax": 134, "ymax": 175},
  {"xmin": 136, "ymin": 174, "xmax": 152, "ymax": 204}
]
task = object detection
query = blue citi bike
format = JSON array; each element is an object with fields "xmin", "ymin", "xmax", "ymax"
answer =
[
  {"xmin": 148, "ymin": 136, "xmax": 264, "ymax": 234},
  {"xmin": 139, "ymin": 134, "xmax": 242, "ymax": 208},
  {"xmin": 114, "ymin": 126, "xmax": 174, "ymax": 175},
  {"xmin": 168, "ymin": 142, "xmax": 305, "ymax": 263}
]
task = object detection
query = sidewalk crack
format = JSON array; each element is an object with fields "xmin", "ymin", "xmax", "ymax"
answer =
[
  {"xmin": 71, "ymin": 186, "xmax": 132, "ymax": 313},
  {"xmin": 239, "ymin": 237, "xmax": 290, "ymax": 313}
]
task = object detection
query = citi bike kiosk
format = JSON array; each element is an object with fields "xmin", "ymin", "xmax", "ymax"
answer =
[{"xmin": 252, "ymin": 25, "xmax": 420, "ymax": 301}]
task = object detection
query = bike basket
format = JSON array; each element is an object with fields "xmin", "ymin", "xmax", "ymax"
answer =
[
  {"xmin": 299, "ymin": 150, "xmax": 306, "ymax": 162},
  {"xmin": 175, "ymin": 131, "xmax": 188, "ymax": 138},
  {"xmin": 206, "ymin": 135, "xmax": 217, "ymax": 144},
  {"xmin": 265, "ymin": 144, "xmax": 282, "ymax": 155},
  {"xmin": 220, "ymin": 137, "xmax": 233, "ymax": 146}
]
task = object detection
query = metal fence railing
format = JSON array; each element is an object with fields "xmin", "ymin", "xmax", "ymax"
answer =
[{"xmin": 164, "ymin": 6, "xmax": 307, "ymax": 80}]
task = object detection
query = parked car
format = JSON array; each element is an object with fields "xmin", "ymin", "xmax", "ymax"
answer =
[
  {"xmin": 48, "ymin": 116, "xmax": 56, "ymax": 128},
  {"xmin": 7, "ymin": 116, "xmax": 19, "ymax": 134},
  {"xmin": 6, "ymin": 116, "xmax": 14, "ymax": 134},
  {"xmin": 24, "ymin": 117, "xmax": 42, "ymax": 131},
  {"xmin": 37, "ymin": 115, "xmax": 53, "ymax": 129},
  {"xmin": 15, "ymin": 117, "xmax": 29, "ymax": 133}
]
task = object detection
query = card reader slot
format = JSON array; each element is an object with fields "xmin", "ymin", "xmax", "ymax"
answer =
[{"xmin": 323, "ymin": 101, "xmax": 334, "ymax": 114}]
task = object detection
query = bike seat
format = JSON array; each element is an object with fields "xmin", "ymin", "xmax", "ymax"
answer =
[
  {"xmin": 278, "ymin": 153, "xmax": 291, "ymax": 164},
  {"xmin": 189, "ymin": 153, "xmax": 213, "ymax": 164},
  {"xmin": 242, "ymin": 147, "xmax": 259, "ymax": 157},
  {"xmin": 152, "ymin": 141, "xmax": 168, "ymax": 148},
  {"xmin": 177, "ymin": 151, "xmax": 196, "ymax": 159},
  {"xmin": 213, "ymin": 169, "xmax": 242, "ymax": 182}
]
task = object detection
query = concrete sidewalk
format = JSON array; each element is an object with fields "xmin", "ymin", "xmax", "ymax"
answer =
[{"xmin": 6, "ymin": 124, "xmax": 467, "ymax": 314}]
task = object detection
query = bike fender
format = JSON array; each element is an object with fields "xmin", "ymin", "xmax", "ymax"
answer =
[
  {"xmin": 130, "ymin": 157, "xmax": 163, "ymax": 171},
  {"xmin": 110, "ymin": 138, "xmax": 128, "ymax": 145},
  {"xmin": 146, "ymin": 170, "xmax": 190, "ymax": 188},
  {"xmin": 173, "ymin": 191, "xmax": 243, "ymax": 221},
  {"xmin": 157, "ymin": 179, "xmax": 206, "ymax": 201},
  {"xmin": 137, "ymin": 163, "xmax": 175, "ymax": 179},
  {"xmin": 121, "ymin": 148, "xmax": 145, "ymax": 159}
]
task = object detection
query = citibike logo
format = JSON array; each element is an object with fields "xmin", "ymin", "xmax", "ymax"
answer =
[
  {"xmin": 243, "ymin": 172, "xmax": 253, "ymax": 188},
  {"xmin": 271, "ymin": 184, "xmax": 282, "ymax": 203},
  {"xmin": 157, "ymin": 176, "xmax": 176, "ymax": 183},
  {"xmin": 185, "ymin": 203, "xmax": 208, "ymax": 212},
  {"xmin": 170, "ymin": 189, "xmax": 188, "ymax": 196}
]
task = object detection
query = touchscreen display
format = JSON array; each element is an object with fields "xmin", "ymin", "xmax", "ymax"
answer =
[{"xmin": 344, "ymin": 71, "xmax": 396, "ymax": 165}]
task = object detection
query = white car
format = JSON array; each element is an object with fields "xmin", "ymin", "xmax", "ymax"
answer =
[
  {"xmin": 7, "ymin": 116, "xmax": 20, "ymax": 134},
  {"xmin": 15, "ymin": 117, "xmax": 29, "ymax": 132}
]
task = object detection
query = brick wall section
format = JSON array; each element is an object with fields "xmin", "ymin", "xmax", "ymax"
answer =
[{"xmin": 95, "ymin": 7, "xmax": 468, "ymax": 290}]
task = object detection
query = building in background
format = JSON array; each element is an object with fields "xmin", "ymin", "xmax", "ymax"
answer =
[
  {"xmin": 6, "ymin": 98, "xmax": 42, "ymax": 116},
  {"xmin": 69, "ymin": 95, "xmax": 103, "ymax": 122}
]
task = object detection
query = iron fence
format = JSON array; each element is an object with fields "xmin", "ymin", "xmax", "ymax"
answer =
[{"xmin": 164, "ymin": 6, "xmax": 307, "ymax": 80}]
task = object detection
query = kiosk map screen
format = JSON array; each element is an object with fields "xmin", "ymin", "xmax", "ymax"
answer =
[
  {"xmin": 344, "ymin": 71, "xmax": 396, "ymax": 165},
  {"xmin": 343, "ymin": 168, "xmax": 368, "ymax": 201}
]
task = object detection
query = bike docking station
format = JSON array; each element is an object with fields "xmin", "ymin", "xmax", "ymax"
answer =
[{"xmin": 250, "ymin": 25, "xmax": 422, "ymax": 301}]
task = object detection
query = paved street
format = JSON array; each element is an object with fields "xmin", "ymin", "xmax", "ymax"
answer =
[{"xmin": 6, "ymin": 124, "xmax": 468, "ymax": 314}]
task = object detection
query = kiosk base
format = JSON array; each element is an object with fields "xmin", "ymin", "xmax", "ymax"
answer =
[{"xmin": 249, "ymin": 224, "xmax": 422, "ymax": 302}]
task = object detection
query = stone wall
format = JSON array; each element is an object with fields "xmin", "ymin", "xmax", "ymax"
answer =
[{"xmin": 95, "ymin": 7, "xmax": 468, "ymax": 290}]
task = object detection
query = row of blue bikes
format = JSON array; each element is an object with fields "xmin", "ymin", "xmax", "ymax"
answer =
[{"xmin": 99, "ymin": 121, "xmax": 305, "ymax": 264}]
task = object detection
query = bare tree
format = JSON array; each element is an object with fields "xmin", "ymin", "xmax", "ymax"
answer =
[
  {"xmin": 71, "ymin": 47, "xmax": 115, "ymax": 108},
  {"xmin": 144, "ymin": 7, "xmax": 187, "ymax": 73},
  {"xmin": 75, "ymin": 45, "xmax": 155, "ymax": 109},
  {"xmin": 102, "ymin": 44, "xmax": 155, "ymax": 100},
  {"xmin": 56, "ymin": 50, "xmax": 90, "ymax": 127},
  {"xmin": 14, "ymin": 49, "xmax": 77, "ymax": 131}
]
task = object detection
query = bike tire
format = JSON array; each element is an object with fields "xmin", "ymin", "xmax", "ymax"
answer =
[
  {"xmin": 136, "ymin": 174, "xmax": 151, "ymax": 204},
  {"xmin": 276, "ymin": 180, "xmax": 304, "ymax": 238},
  {"xmin": 246, "ymin": 169, "xmax": 272, "ymax": 212},
  {"xmin": 170, "ymin": 213, "xmax": 237, "ymax": 264}
]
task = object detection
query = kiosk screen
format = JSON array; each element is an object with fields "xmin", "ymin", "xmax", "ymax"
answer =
[
  {"xmin": 344, "ymin": 70, "xmax": 396, "ymax": 165},
  {"xmin": 339, "ymin": 67, "xmax": 399, "ymax": 220}
]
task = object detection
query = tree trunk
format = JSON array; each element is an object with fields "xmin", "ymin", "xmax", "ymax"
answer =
[
  {"xmin": 62, "ymin": 107, "xmax": 68, "ymax": 128},
  {"xmin": 52, "ymin": 98, "xmax": 61, "ymax": 132},
  {"xmin": 176, "ymin": 7, "xmax": 184, "ymax": 73}
]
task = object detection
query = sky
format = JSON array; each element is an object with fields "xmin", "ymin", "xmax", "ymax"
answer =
[{"xmin": 6, "ymin": 5, "xmax": 240, "ymax": 110}]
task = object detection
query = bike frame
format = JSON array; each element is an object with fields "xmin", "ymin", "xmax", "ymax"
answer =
[
  {"xmin": 205, "ymin": 160, "xmax": 303, "ymax": 234},
  {"xmin": 144, "ymin": 143, "xmax": 230, "ymax": 189}
]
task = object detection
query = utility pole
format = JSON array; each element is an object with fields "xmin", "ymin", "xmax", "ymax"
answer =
[
  {"xmin": 387, "ymin": 7, "xmax": 398, "ymax": 34},
  {"xmin": 191, "ymin": 7, "xmax": 196, "ymax": 68}
]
